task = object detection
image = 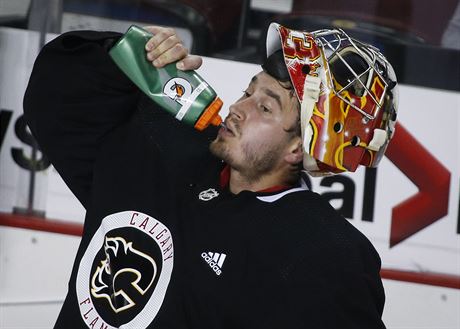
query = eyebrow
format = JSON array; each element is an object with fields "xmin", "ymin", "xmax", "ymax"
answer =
[
  {"xmin": 250, "ymin": 75, "xmax": 283, "ymax": 110},
  {"xmin": 263, "ymin": 88, "xmax": 282, "ymax": 110}
]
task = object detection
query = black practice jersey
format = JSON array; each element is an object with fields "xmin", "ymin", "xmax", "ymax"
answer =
[{"xmin": 24, "ymin": 31, "xmax": 386, "ymax": 329}]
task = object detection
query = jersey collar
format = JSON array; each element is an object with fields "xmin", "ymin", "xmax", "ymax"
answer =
[{"xmin": 219, "ymin": 164, "xmax": 293, "ymax": 194}]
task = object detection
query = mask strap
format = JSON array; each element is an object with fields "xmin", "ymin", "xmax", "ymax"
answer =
[
  {"xmin": 300, "ymin": 75, "xmax": 321, "ymax": 165},
  {"xmin": 367, "ymin": 128, "xmax": 387, "ymax": 151},
  {"xmin": 300, "ymin": 74, "xmax": 322, "ymax": 172}
]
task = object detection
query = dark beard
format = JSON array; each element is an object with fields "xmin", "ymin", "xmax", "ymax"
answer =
[
  {"xmin": 209, "ymin": 137, "xmax": 230, "ymax": 164},
  {"xmin": 241, "ymin": 141, "xmax": 281, "ymax": 182},
  {"xmin": 209, "ymin": 137, "xmax": 282, "ymax": 184}
]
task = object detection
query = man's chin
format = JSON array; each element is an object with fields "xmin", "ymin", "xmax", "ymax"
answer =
[
  {"xmin": 210, "ymin": 138, "xmax": 232, "ymax": 163},
  {"xmin": 209, "ymin": 138, "xmax": 224, "ymax": 158}
]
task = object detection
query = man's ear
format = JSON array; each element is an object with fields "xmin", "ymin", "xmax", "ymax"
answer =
[{"xmin": 284, "ymin": 136, "xmax": 303, "ymax": 165}]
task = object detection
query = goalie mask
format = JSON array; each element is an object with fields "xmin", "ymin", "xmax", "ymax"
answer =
[{"xmin": 264, "ymin": 23, "xmax": 398, "ymax": 175}]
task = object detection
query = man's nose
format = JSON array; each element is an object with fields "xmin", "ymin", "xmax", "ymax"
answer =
[{"xmin": 228, "ymin": 101, "xmax": 248, "ymax": 120}]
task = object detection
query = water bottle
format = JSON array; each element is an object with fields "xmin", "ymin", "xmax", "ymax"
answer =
[{"xmin": 109, "ymin": 25, "xmax": 223, "ymax": 130}]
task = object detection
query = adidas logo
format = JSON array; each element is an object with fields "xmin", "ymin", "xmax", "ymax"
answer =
[{"xmin": 201, "ymin": 252, "xmax": 226, "ymax": 276}]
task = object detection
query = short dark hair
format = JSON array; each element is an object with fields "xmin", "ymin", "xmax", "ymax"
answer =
[{"xmin": 262, "ymin": 49, "xmax": 291, "ymax": 83}]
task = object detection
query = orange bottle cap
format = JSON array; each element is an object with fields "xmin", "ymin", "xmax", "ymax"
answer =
[{"xmin": 194, "ymin": 97, "xmax": 223, "ymax": 131}]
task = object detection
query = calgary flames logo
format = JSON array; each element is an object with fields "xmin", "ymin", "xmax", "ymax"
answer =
[{"xmin": 90, "ymin": 236, "xmax": 157, "ymax": 313}]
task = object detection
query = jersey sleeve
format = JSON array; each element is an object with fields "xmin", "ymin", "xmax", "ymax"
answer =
[{"xmin": 23, "ymin": 30, "xmax": 140, "ymax": 208}]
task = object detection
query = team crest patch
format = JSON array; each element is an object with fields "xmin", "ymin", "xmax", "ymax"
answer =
[
  {"xmin": 199, "ymin": 188, "xmax": 219, "ymax": 201},
  {"xmin": 76, "ymin": 211, "xmax": 173, "ymax": 328}
]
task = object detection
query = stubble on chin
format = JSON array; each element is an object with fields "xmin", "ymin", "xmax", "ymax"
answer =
[
  {"xmin": 241, "ymin": 142, "xmax": 280, "ymax": 181},
  {"xmin": 210, "ymin": 137, "xmax": 229, "ymax": 162},
  {"xmin": 209, "ymin": 136, "xmax": 242, "ymax": 172},
  {"xmin": 210, "ymin": 137, "xmax": 281, "ymax": 183}
]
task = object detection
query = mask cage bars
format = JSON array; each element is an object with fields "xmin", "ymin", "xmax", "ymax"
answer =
[{"xmin": 310, "ymin": 29, "xmax": 391, "ymax": 122}]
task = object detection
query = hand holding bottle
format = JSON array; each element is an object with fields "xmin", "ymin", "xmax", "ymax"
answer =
[
  {"xmin": 109, "ymin": 25, "xmax": 223, "ymax": 130},
  {"xmin": 143, "ymin": 26, "xmax": 203, "ymax": 71}
]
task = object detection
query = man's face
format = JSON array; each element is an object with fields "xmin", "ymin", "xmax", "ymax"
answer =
[{"xmin": 210, "ymin": 71, "xmax": 300, "ymax": 181}]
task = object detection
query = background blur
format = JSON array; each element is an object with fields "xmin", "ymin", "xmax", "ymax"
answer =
[{"xmin": 0, "ymin": 0, "xmax": 459, "ymax": 328}]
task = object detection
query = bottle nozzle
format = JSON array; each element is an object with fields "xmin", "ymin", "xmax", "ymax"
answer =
[
  {"xmin": 194, "ymin": 97, "xmax": 223, "ymax": 131},
  {"xmin": 211, "ymin": 113, "xmax": 222, "ymax": 127}
]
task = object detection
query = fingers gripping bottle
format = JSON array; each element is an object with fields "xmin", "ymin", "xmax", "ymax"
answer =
[{"xmin": 109, "ymin": 25, "xmax": 223, "ymax": 130}]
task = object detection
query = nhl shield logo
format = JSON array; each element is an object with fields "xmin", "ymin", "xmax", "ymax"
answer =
[{"xmin": 199, "ymin": 188, "xmax": 219, "ymax": 201}]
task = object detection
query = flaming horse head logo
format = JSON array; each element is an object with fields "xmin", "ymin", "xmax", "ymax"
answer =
[{"xmin": 90, "ymin": 236, "xmax": 158, "ymax": 313}]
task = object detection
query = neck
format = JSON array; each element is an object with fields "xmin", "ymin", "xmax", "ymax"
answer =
[{"xmin": 228, "ymin": 167, "xmax": 289, "ymax": 194}]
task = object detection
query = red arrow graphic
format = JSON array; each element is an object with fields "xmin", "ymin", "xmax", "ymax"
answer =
[{"xmin": 385, "ymin": 123, "xmax": 451, "ymax": 247}]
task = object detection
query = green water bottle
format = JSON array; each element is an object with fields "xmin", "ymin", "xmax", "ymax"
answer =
[{"xmin": 109, "ymin": 25, "xmax": 223, "ymax": 130}]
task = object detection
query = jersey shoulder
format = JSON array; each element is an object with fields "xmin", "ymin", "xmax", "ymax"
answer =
[{"xmin": 254, "ymin": 188, "xmax": 381, "ymax": 269}]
